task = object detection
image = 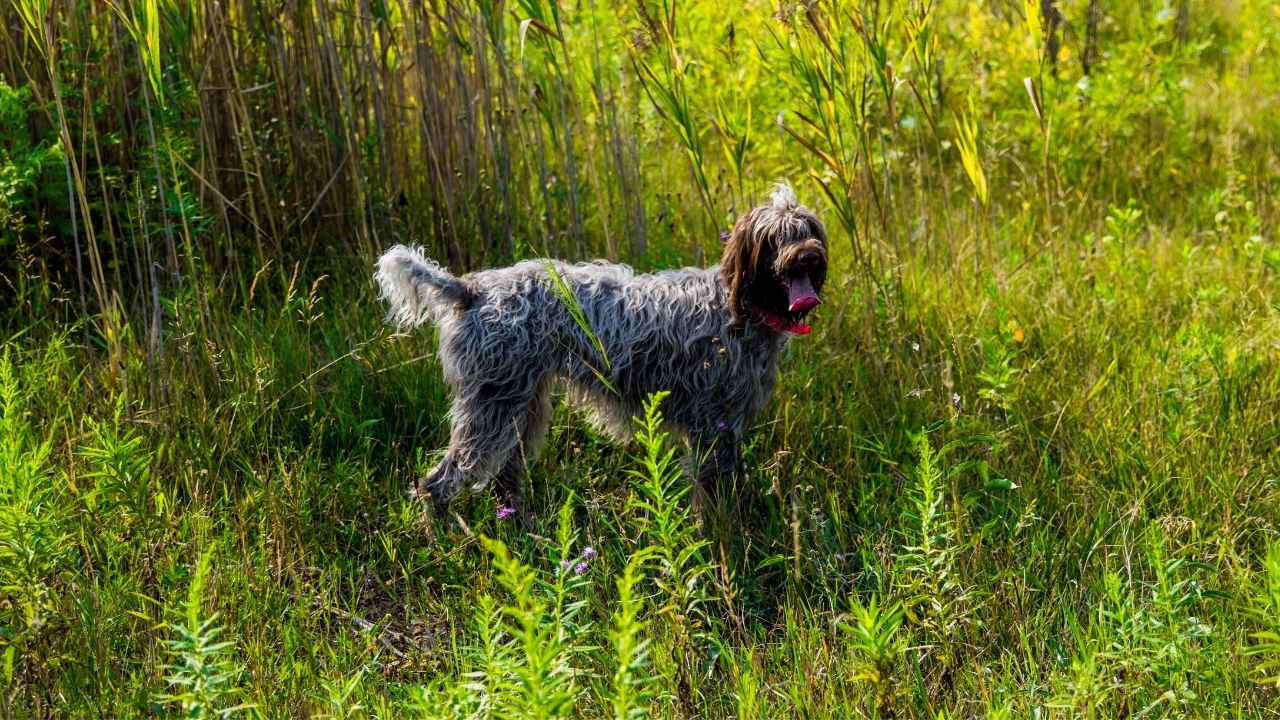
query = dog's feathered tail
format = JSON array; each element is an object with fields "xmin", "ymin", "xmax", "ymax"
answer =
[{"xmin": 375, "ymin": 245, "xmax": 475, "ymax": 328}]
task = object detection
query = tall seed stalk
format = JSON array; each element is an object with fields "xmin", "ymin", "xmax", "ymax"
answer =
[
  {"xmin": 769, "ymin": 1, "xmax": 878, "ymax": 281},
  {"xmin": 631, "ymin": 0, "xmax": 721, "ymax": 256},
  {"xmin": 9, "ymin": 0, "xmax": 109, "ymax": 343},
  {"xmin": 108, "ymin": 0, "xmax": 186, "ymax": 369},
  {"xmin": 1023, "ymin": 0, "xmax": 1055, "ymax": 237}
]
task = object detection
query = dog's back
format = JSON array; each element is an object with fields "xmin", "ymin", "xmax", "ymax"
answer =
[{"xmin": 428, "ymin": 259, "xmax": 729, "ymax": 392}]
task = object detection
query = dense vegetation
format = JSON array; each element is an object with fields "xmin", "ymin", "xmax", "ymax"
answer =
[{"xmin": 1, "ymin": 0, "xmax": 1279, "ymax": 716}]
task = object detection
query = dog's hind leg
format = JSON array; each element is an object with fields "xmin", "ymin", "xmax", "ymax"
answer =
[
  {"xmin": 493, "ymin": 377, "xmax": 554, "ymax": 521},
  {"xmin": 417, "ymin": 381, "xmax": 545, "ymax": 511}
]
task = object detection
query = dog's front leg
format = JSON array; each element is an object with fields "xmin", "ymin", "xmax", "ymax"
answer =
[
  {"xmin": 414, "ymin": 459, "xmax": 463, "ymax": 514},
  {"xmin": 691, "ymin": 427, "xmax": 744, "ymax": 502}
]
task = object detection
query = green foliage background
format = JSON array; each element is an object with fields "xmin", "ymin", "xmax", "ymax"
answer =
[{"xmin": 0, "ymin": 0, "xmax": 1278, "ymax": 716}]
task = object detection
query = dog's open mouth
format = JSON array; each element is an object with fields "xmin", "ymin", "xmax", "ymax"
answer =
[
  {"xmin": 787, "ymin": 274, "xmax": 820, "ymax": 313},
  {"xmin": 758, "ymin": 275, "xmax": 821, "ymax": 335}
]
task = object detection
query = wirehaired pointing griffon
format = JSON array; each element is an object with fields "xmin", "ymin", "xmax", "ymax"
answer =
[{"xmin": 375, "ymin": 184, "xmax": 828, "ymax": 515}]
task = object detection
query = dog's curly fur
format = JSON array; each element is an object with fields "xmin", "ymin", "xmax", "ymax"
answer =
[{"xmin": 375, "ymin": 184, "xmax": 828, "ymax": 511}]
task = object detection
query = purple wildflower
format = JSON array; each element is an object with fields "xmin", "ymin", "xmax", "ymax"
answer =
[
  {"xmin": 581, "ymin": 546, "xmax": 597, "ymax": 561},
  {"xmin": 574, "ymin": 561, "xmax": 589, "ymax": 575},
  {"xmin": 719, "ymin": 229, "xmax": 731, "ymax": 244},
  {"xmin": 496, "ymin": 505, "xmax": 516, "ymax": 521}
]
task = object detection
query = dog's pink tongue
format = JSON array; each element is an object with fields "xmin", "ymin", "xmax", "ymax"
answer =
[{"xmin": 787, "ymin": 275, "xmax": 820, "ymax": 313}]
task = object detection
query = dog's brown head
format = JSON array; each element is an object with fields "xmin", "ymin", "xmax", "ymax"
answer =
[{"xmin": 721, "ymin": 184, "xmax": 828, "ymax": 335}]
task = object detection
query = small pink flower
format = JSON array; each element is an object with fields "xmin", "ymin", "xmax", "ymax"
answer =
[{"xmin": 496, "ymin": 505, "xmax": 516, "ymax": 520}]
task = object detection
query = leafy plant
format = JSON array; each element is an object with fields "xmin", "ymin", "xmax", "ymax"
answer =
[
  {"xmin": 607, "ymin": 549, "xmax": 658, "ymax": 720},
  {"xmin": 481, "ymin": 532, "xmax": 583, "ymax": 720},
  {"xmin": 1245, "ymin": 542, "xmax": 1280, "ymax": 687},
  {"xmin": 79, "ymin": 397, "xmax": 155, "ymax": 528},
  {"xmin": 627, "ymin": 392, "xmax": 714, "ymax": 644},
  {"xmin": 897, "ymin": 430, "xmax": 971, "ymax": 668},
  {"xmin": 158, "ymin": 549, "xmax": 248, "ymax": 718},
  {"xmin": 838, "ymin": 595, "xmax": 905, "ymax": 715},
  {"xmin": 0, "ymin": 347, "xmax": 69, "ymax": 681},
  {"xmin": 954, "ymin": 98, "xmax": 989, "ymax": 207}
]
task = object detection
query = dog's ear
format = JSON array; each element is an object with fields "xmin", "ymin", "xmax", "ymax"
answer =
[{"xmin": 720, "ymin": 208, "xmax": 762, "ymax": 327}]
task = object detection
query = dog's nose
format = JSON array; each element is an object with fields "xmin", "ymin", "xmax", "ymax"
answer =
[{"xmin": 800, "ymin": 249, "xmax": 821, "ymax": 265}]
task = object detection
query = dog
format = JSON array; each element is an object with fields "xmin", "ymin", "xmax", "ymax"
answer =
[{"xmin": 375, "ymin": 184, "xmax": 828, "ymax": 515}]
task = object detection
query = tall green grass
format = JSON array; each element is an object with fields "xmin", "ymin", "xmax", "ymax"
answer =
[{"xmin": 1, "ymin": 0, "xmax": 1278, "ymax": 716}]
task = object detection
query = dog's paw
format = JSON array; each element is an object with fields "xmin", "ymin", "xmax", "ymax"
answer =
[
  {"xmin": 414, "ymin": 463, "xmax": 461, "ymax": 513},
  {"xmin": 407, "ymin": 479, "xmax": 454, "ymax": 545}
]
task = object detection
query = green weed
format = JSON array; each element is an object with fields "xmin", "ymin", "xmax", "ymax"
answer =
[{"xmin": 1, "ymin": 0, "xmax": 1279, "ymax": 716}]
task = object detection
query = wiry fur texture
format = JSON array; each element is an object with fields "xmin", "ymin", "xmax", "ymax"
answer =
[{"xmin": 375, "ymin": 184, "xmax": 828, "ymax": 510}]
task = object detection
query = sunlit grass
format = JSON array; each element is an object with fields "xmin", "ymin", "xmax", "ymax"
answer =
[{"xmin": 1, "ymin": 0, "xmax": 1278, "ymax": 716}]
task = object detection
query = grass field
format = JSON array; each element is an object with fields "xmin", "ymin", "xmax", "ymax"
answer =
[{"xmin": 2, "ymin": 0, "xmax": 1280, "ymax": 717}]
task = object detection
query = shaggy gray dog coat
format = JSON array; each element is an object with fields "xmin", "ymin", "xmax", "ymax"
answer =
[{"xmin": 375, "ymin": 184, "xmax": 828, "ymax": 511}]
